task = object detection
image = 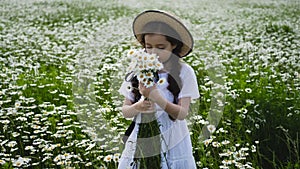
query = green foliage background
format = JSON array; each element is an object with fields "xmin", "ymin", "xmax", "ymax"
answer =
[{"xmin": 0, "ymin": 0, "xmax": 299, "ymax": 168}]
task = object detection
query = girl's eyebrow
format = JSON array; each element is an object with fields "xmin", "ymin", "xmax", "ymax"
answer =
[{"xmin": 145, "ymin": 43, "xmax": 166, "ymax": 46}]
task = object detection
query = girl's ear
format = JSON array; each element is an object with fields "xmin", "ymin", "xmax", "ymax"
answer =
[{"xmin": 172, "ymin": 44, "xmax": 177, "ymax": 50}]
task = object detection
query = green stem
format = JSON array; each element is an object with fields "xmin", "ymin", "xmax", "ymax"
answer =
[{"xmin": 134, "ymin": 113, "xmax": 161, "ymax": 169}]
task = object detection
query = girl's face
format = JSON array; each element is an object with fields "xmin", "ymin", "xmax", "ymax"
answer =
[{"xmin": 144, "ymin": 34, "xmax": 176, "ymax": 63}]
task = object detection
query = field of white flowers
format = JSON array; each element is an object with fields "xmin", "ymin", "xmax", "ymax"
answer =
[{"xmin": 1, "ymin": 0, "xmax": 299, "ymax": 168}]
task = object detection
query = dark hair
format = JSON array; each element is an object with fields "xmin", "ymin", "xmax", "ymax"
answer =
[
  {"xmin": 139, "ymin": 21, "xmax": 183, "ymax": 57},
  {"xmin": 131, "ymin": 21, "xmax": 183, "ymax": 105}
]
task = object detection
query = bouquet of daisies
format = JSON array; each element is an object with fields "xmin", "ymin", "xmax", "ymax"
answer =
[
  {"xmin": 125, "ymin": 48, "xmax": 164, "ymax": 168},
  {"xmin": 127, "ymin": 48, "xmax": 164, "ymax": 88}
]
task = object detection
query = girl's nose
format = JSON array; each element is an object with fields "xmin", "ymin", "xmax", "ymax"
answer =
[{"xmin": 148, "ymin": 48, "xmax": 158, "ymax": 55}]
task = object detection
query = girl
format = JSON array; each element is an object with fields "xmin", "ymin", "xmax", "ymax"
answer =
[{"xmin": 118, "ymin": 10, "xmax": 199, "ymax": 169}]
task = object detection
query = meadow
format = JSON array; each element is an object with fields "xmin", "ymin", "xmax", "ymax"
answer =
[{"xmin": 0, "ymin": 0, "xmax": 299, "ymax": 168}]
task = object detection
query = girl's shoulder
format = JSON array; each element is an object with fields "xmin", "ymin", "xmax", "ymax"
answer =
[{"xmin": 180, "ymin": 62, "xmax": 195, "ymax": 75}]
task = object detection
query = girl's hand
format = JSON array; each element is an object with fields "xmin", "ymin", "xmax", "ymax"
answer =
[
  {"xmin": 138, "ymin": 82, "xmax": 159, "ymax": 99},
  {"xmin": 133, "ymin": 98, "xmax": 155, "ymax": 113}
]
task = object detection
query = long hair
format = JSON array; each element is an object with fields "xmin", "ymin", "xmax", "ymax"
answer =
[{"xmin": 131, "ymin": 21, "xmax": 183, "ymax": 104}]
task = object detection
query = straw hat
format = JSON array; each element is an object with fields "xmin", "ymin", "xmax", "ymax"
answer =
[{"xmin": 133, "ymin": 10, "xmax": 194, "ymax": 57}]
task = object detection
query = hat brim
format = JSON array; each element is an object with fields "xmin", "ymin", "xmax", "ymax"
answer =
[{"xmin": 133, "ymin": 10, "xmax": 193, "ymax": 57}]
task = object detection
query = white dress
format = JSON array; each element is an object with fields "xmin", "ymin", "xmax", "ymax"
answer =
[{"xmin": 118, "ymin": 63, "xmax": 200, "ymax": 169}]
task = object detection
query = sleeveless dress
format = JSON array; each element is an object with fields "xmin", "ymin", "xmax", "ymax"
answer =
[{"xmin": 118, "ymin": 63, "xmax": 200, "ymax": 169}]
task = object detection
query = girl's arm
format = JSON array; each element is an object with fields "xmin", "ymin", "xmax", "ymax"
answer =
[
  {"xmin": 121, "ymin": 97, "xmax": 156, "ymax": 118},
  {"xmin": 139, "ymin": 83, "xmax": 191, "ymax": 120}
]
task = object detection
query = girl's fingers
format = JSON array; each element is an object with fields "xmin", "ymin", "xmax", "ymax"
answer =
[
  {"xmin": 144, "ymin": 100, "xmax": 153, "ymax": 107},
  {"xmin": 139, "ymin": 100, "xmax": 155, "ymax": 113}
]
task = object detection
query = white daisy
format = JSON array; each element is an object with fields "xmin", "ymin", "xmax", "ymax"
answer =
[
  {"xmin": 13, "ymin": 157, "xmax": 24, "ymax": 167},
  {"xmin": 203, "ymin": 138, "xmax": 213, "ymax": 147},
  {"xmin": 155, "ymin": 62, "xmax": 163, "ymax": 70},
  {"xmin": 245, "ymin": 88, "xmax": 252, "ymax": 93},
  {"xmin": 145, "ymin": 79, "xmax": 155, "ymax": 88},
  {"xmin": 127, "ymin": 49, "xmax": 136, "ymax": 57},
  {"xmin": 137, "ymin": 72, "xmax": 146, "ymax": 82},
  {"xmin": 157, "ymin": 78, "xmax": 167, "ymax": 86},
  {"xmin": 104, "ymin": 155, "xmax": 113, "ymax": 162},
  {"xmin": 113, "ymin": 153, "xmax": 120, "ymax": 162},
  {"xmin": 207, "ymin": 124, "xmax": 216, "ymax": 133},
  {"xmin": 0, "ymin": 159, "xmax": 6, "ymax": 165},
  {"xmin": 145, "ymin": 71, "xmax": 154, "ymax": 78},
  {"xmin": 146, "ymin": 61, "xmax": 155, "ymax": 70}
]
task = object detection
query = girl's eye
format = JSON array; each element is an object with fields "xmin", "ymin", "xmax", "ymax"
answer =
[{"xmin": 145, "ymin": 46, "xmax": 165, "ymax": 50}]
